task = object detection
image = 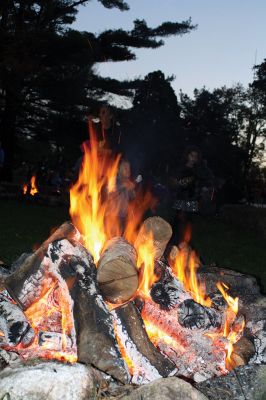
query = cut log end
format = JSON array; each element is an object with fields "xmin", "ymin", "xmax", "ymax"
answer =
[{"xmin": 97, "ymin": 258, "xmax": 139, "ymax": 304}]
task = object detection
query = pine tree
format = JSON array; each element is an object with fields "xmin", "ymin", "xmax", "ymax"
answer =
[{"xmin": 0, "ymin": 1, "xmax": 195, "ymax": 179}]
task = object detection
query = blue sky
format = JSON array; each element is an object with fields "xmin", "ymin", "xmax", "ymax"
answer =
[{"xmin": 73, "ymin": 0, "xmax": 266, "ymax": 97}]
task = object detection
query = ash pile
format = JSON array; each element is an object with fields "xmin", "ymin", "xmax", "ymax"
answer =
[{"xmin": 0, "ymin": 218, "xmax": 265, "ymax": 400}]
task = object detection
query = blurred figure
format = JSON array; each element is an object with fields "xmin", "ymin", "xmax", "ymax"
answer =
[
  {"xmin": 107, "ymin": 160, "xmax": 136, "ymax": 233},
  {"xmin": 89, "ymin": 103, "xmax": 123, "ymax": 155},
  {"xmin": 168, "ymin": 145, "xmax": 214, "ymax": 246}
]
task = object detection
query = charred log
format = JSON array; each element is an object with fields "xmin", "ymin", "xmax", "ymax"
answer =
[
  {"xmin": 134, "ymin": 216, "xmax": 172, "ymax": 260},
  {"xmin": 231, "ymin": 337, "xmax": 255, "ymax": 367},
  {"xmin": 150, "ymin": 259, "xmax": 190, "ymax": 310},
  {"xmin": 97, "ymin": 237, "xmax": 139, "ymax": 304},
  {"xmin": 114, "ymin": 301, "xmax": 176, "ymax": 378},
  {"xmin": 0, "ymin": 293, "xmax": 35, "ymax": 346},
  {"xmin": 71, "ymin": 255, "xmax": 130, "ymax": 384},
  {"xmin": 178, "ymin": 299, "xmax": 221, "ymax": 330},
  {"xmin": 4, "ymin": 222, "xmax": 79, "ymax": 309}
]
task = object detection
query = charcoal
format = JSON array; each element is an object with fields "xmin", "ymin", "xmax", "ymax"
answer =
[
  {"xmin": 178, "ymin": 299, "xmax": 221, "ymax": 330},
  {"xmin": 150, "ymin": 281, "xmax": 181, "ymax": 310},
  {"xmin": 0, "ymin": 293, "xmax": 35, "ymax": 346}
]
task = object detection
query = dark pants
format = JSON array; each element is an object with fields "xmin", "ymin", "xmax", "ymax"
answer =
[{"xmin": 170, "ymin": 209, "xmax": 192, "ymax": 247}]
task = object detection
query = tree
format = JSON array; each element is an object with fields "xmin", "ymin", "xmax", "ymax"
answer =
[
  {"xmin": 122, "ymin": 70, "xmax": 183, "ymax": 179},
  {"xmin": 0, "ymin": 0, "xmax": 195, "ymax": 179}
]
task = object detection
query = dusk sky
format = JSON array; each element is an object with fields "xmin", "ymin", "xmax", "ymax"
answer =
[{"xmin": 73, "ymin": 0, "xmax": 266, "ymax": 97}]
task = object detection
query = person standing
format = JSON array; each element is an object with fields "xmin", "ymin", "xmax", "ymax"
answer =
[{"xmin": 168, "ymin": 146, "xmax": 214, "ymax": 246}]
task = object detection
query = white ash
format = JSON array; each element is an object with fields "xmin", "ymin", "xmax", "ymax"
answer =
[
  {"xmin": 0, "ymin": 349, "xmax": 20, "ymax": 367},
  {"xmin": 246, "ymin": 320, "xmax": 266, "ymax": 364},
  {"xmin": 0, "ymin": 293, "xmax": 35, "ymax": 346},
  {"xmin": 113, "ymin": 312, "xmax": 162, "ymax": 385},
  {"xmin": 19, "ymin": 258, "xmax": 54, "ymax": 309},
  {"xmin": 0, "ymin": 361, "xmax": 95, "ymax": 400}
]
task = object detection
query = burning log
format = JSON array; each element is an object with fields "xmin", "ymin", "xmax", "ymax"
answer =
[
  {"xmin": 4, "ymin": 221, "xmax": 80, "ymax": 309},
  {"xmin": 230, "ymin": 336, "xmax": 255, "ymax": 367},
  {"xmin": 134, "ymin": 216, "xmax": 172, "ymax": 260},
  {"xmin": 97, "ymin": 237, "xmax": 139, "ymax": 304},
  {"xmin": 150, "ymin": 259, "xmax": 190, "ymax": 310},
  {"xmin": 0, "ymin": 293, "xmax": 35, "ymax": 346},
  {"xmin": 71, "ymin": 256, "xmax": 130, "ymax": 384},
  {"xmin": 114, "ymin": 301, "xmax": 176, "ymax": 379}
]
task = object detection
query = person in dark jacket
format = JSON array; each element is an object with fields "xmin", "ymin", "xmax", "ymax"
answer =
[{"xmin": 169, "ymin": 146, "xmax": 214, "ymax": 246}]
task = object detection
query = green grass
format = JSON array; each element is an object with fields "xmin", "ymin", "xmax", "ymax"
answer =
[
  {"xmin": 0, "ymin": 199, "xmax": 69, "ymax": 265},
  {"xmin": 0, "ymin": 199, "xmax": 265, "ymax": 292},
  {"xmin": 191, "ymin": 215, "xmax": 266, "ymax": 293}
]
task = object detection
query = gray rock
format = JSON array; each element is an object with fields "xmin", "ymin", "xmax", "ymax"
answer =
[
  {"xmin": 0, "ymin": 361, "xmax": 97, "ymax": 400},
  {"xmin": 196, "ymin": 364, "xmax": 266, "ymax": 400},
  {"xmin": 198, "ymin": 266, "xmax": 261, "ymax": 298},
  {"xmin": 120, "ymin": 377, "xmax": 208, "ymax": 400}
]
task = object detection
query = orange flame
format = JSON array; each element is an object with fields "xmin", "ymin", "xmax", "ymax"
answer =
[
  {"xmin": 29, "ymin": 176, "xmax": 38, "ymax": 196},
  {"xmin": 216, "ymin": 281, "xmax": 245, "ymax": 370},
  {"xmin": 170, "ymin": 246, "xmax": 211, "ymax": 307},
  {"xmin": 113, "ymin": 320, "xmax": 134, "ymax": 376},
  {"xmin": 69, "ymin": 121, "xmax": 155, "ymax": 262},
  {"xmin": 136, "ymin": 232, "xmax": 158, "ymax": 298},
  {"xmin": 70, "ymin": 124, "xmax": 121, "ymax": 262},
  {"xmin": 22, "ymin": 183, "xmax": 27, "ymax": 195}
]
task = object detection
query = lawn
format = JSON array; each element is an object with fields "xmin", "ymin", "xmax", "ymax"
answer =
[
  {"xmin": 0, "ymin": 199, "xmax": 69, "ymax": 264},
  {"xmin": 0, "ymin": 199, "xmax": 265, "ymax": 292},
  {"xmin": 191, "ymin": 214, "xmax": 266, "ymax": 293}
]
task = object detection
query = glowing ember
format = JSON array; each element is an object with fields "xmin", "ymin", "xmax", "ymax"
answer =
[
  {"xmin": 12, "ymin": 278, "xmax": 77, "ymax": 363},
  {"xmin": 142, "ymin": 316, "xmax": 186, "ymax": 353}
]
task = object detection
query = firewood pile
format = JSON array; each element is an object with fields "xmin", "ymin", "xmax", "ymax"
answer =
[{"xmin": 0, "ymin": 218, "xmax": 265, "ymax": 400}]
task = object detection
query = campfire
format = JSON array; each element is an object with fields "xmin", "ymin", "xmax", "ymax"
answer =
[
  {"xmin": 0, "ymin": 125, "xmax": 265, "ymax": 398},
  {"xmin": 22, "ymin": 175, "xmax": 38, "ymax": 197}
]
